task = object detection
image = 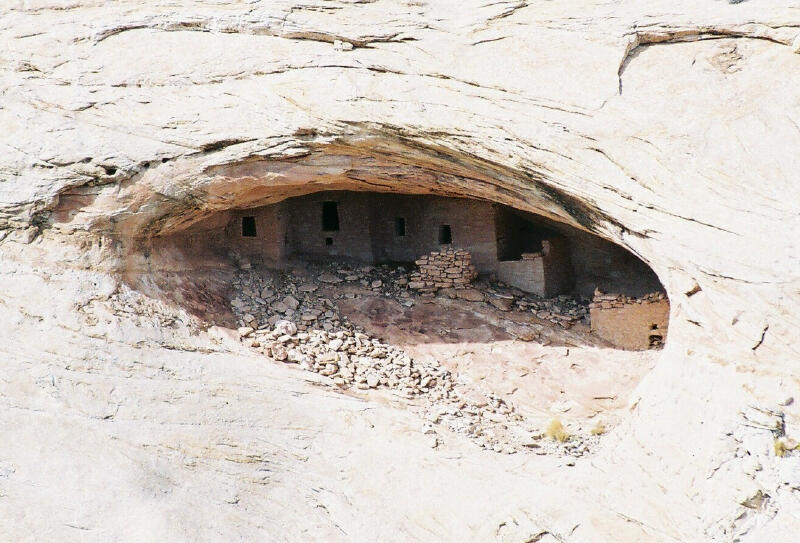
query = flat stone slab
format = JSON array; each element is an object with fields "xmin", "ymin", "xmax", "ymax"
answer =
[
  {"xmin": 318, "ymin": 273, "xmax": 343, "ymax": 284},
  {"xmin": 457, "ymin": 288, "xmax": 485, "ymax": 302}
]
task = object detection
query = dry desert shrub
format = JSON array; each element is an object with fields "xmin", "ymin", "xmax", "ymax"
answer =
[
  {"xmin": 545, "ymin": 418, "xmax": 570, "ymax": 442},
  {"xmin": 591, "ymin": 422, "xmax": 606, "ymax": 436}
]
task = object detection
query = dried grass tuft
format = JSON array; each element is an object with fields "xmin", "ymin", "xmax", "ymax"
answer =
[{"xmin": 545, "ymin": 418, "xmax": 570, "ymax": 442}]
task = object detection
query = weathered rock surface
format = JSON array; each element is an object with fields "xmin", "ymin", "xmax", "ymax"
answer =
[{"xmin": 1, "ymin": 1, "xmax": 799, "ymax": 542}]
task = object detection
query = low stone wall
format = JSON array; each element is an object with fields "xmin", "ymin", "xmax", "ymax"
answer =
[
  {"xmin": 409, "ymin": 249, "xmax": 477, "ymax": 294},
  {"xmin": 496, "ymin": 238, "xmax": 572, "ymax": 297},
  {"xmin": 496, "ymin": 253, "xmax": 545, "ymax": 296},
  {"xmin": 589, "ymin": 290, "xmax": 669, "ymax": 350}
]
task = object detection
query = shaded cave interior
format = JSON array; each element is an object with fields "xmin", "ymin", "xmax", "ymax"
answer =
[{"xmin": 164, "ymin": 190, "xmax": 668, "ymax": 350}]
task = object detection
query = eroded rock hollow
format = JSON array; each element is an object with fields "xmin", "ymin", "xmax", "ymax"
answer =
[{"xmin": 1, "ymin": 1, "xmax": 799, "ymax": 541}]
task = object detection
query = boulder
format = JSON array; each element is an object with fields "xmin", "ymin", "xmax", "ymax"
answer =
[
  {"xmin": 273, "ymin": 320, "xmax": 298, "ymax": 336},
  {"xmin": 489, "ymin": 297, "xmax": 514, "ymax": 311},
  {"xmin": 457, "ymin": 289, "xmax": 485, "ymax": 302},
  {"xmin": 318, "ymin": 273, "xmax": 343, "ymax": 284}
]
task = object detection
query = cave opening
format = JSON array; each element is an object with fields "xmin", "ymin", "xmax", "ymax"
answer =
[
  {"xmin": 170, "ymin": 189, "xmax": 668, "ymax": 352},
  {"xmin": 128, "ymin": 184, "xmax": 671, "ymax": 450},
  {"xmin": 36, "ymin": 123, "xmax": 678, "ymax": 456}
]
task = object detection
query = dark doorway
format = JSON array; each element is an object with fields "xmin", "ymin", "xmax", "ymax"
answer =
[
  {"xmin": 495, "ymin": 208, "xmax": 546, "ymax": 261},
  {"xmin": 438, "ymin": 225, "xmax": 452, "ymax": 245},
  {"xmin": 395, "ymin": 217, "xmax": 406, "ymax": 237},
  {"xmin": 322, "ymin": 201, "xmax": 340, "ymax": 231},
  {"xmin": 241, "ymin": 216, "xmax": 257, "ymax": 237}
]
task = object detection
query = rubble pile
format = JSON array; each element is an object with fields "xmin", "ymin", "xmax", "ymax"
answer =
[
  {"xmin": 228, "ymin": 262, "xmax": 594, "ymax": 456},
  {"xmin": 401, "ymin": 249, "xmax": 589, "ymax": 326},
  {"xmin": 480, "ymin": 281, "xmax": 589, "ymax": 327},
  {"xmin": 408, "ymin": 249, "xmax": 477, "ymax": 295}
]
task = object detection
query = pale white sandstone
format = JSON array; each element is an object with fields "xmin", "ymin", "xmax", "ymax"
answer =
[{"xmin": 0, "ymin": 1, "xmax": 799, "ymax": 542}]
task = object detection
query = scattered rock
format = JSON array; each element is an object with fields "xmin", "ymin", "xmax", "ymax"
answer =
[
  {"xmin": 237, "ymin": 326, "xmax": 254, "ymax": 338},
  {"xmin": 489, "ymin": 297, "xmax": 513, "ymax": 311},
  {"xmin": 318, "ymin": 273, "xmax": 342, "ymax": 284},
  {"xmin": 274, "ymin": 320, "xmax": 297, "ymax": 336},
  {"xmin": 229, "ymin": 263, "xmax": 593, "ymax": 457},
  {"xmin": 270, "ymin": 344, "xmax": 288, "ymax": 361},
  {"xmin": 457, "ymin": 288, "xmax": 484, "ymax": 302}
]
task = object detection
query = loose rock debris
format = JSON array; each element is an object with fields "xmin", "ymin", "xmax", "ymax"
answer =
[{"xmin": 230, "ymin": 259, "xmax": 598, "ymax": 456}]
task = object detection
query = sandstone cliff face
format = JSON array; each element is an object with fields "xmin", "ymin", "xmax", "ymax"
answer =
[{"xmin": 1, "ymin": 2, "xmax": 799, "ymax": 541}]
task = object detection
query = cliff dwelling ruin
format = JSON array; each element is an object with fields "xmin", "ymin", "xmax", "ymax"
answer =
[
  {"xmin": 173, "ymin": 190, "xmax": 668, "ymax": 352},
  {"xmin": 131, "ymin": 188, "xmax": 666, "ymax": 455},
  {"xmin": 4, "ymin": 2, "xmax": 799, "ymax": 540}
]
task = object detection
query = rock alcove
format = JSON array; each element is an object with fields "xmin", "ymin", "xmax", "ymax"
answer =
[
  {"xmin": 102, "ymin": 139, "xmax": 670, "ymax": 348},
  {"xmin": 158, "ymin": 188, "xmax": 669, "ymax": 350},
  {"xmin": 67, "ymin": 140, "xmax": 674, "ymax": 454},
  {"xmin": 2, "ymin": 2, "xmax": 798, "ymax": 539}
]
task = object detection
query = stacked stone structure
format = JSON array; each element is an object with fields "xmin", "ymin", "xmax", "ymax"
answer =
[
  {"xmin": 589, "ymin": 290, "xmax": 667, "ymax": 309},
  {"xmin": 589, "ymin": 289, "xmax": 669, "ymax": 350},
  {"xmin": 408, "ymin": 249, "xmax": 477, "ymax": 294},
  {"xmin": 495, "ymin": 238, "xmax": 572, "ymax": 297}
]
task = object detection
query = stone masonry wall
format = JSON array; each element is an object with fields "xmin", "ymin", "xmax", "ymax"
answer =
[
  {"xmin": 368, "ymin": 194, "xmax": 498, "ymax": 272},
  {"xmin": 223, "ymin": 203, "xmax": 288, "ymax": 267},
  {"xmin": 496, "ymin": 254, "xmax": 545, "ymax": 295},
  {"xmin": 589, "ymin": 290, "xmax": 669, "ymax": 350},
  {"xmin": 219, "ymin": 193, "xmax": 499, "ymax": 270},
  {"xmin": 287, "ymin": 191, "xmax": 374, "ymax": 262},
  {"xmin": 408, "ymin": 249, "xmax": 477, "ymax": 295},
  {"xmin": 496, "ymin": 237, "xmax": 572, "ymax": 297},
  {"xmin": 282, "ymin": 192, "xmax": 499, "ymax": 271},
  {"xmin": 216, "ymin": 193, "xmax": 660, "ymax": 307}
]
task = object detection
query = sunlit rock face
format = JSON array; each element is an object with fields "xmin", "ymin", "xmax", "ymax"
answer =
[{"xmin": 1, "ymin": 1, "xmax": 799, "ymax": 541}]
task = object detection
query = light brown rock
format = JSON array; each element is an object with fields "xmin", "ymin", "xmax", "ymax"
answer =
[{"xmin": 457, "ymin": 289, "xmax": 485, "ymax": 302}]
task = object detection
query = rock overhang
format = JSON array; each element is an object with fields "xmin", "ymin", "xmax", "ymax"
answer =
[
  {"xmin": 1, "ymin": 2, "xmax": 800, "ymax": 539},
  {"xmin": 46, "ymin": 130, "xmax": 632, "ymax": 243}
]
